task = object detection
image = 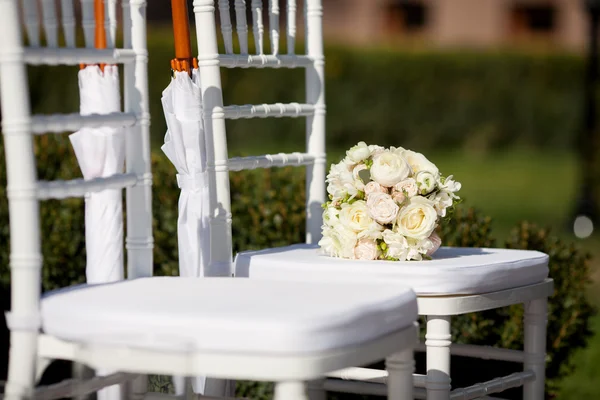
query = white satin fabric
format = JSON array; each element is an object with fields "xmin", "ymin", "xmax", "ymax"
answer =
[
  {"xmin": 236, "ymin": 244, "xmax": 549, "ymax": 296},
  {"xmin": 69, "ymin": 64, "xmax": 124, "ymax": 400},
  {"xmin": 161, "ymin": 70, "xmax": 232, "ymax": 395}
]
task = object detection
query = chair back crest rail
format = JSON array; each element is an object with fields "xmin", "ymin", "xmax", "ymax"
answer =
[
  {"xmin": 192, "ymin": 0, "xmax": 326, "ymax": 276},
  {"xmin": 0, "ymin": 0, "xmax": 153, "ymax": 337}
]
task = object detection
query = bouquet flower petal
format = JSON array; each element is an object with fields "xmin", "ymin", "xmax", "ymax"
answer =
[{"xmin": 319, "ymin": 142, "xmax": 461, "ymax": 261}]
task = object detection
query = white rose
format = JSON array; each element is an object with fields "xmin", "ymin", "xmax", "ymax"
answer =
[
  {"xmin": 353, "ymin": 238, "xmax": 381, "ymax": 260},
  {"xmin": 352, "ymin": 163, "xmax": 368, "ymax": 191},
  {"xmin": 382, "ymin": 229, "xmax": 409, "ymax": 261},
  {"xmin": 416, "ymin": 171, "xmax": 437, "ymax": 195},
  {"xmin": 326, "ymin": 160, "xmax": 358, "ymax": 200},
  {"xmin": 394, "ymin": 178, "xmax": 418, "ymax": 197},
  {"xmin": 366, "ymin": 192, "xmax": 400, "ymax": 225},
  {"xmin": 318, "ymin": 224, "xmax": 357, "ymax": 259},
  {"xmin": 339, "ymin": 200, "xmax": 375, "ymax": 233},
  {"xmin": 346, "ymin": 141, "xmax": 371, "ymax": 164},
  {"xmin": 402, "ymin": 150, "xmax": 439, "ymax": 177},
  {"xmin": 390, "ymin": 146, "xmax": 407, "ymax": 155},
  {"xmin": 368, "ymin": 144, "xmax": 385, "ymax": 157},
  {"xmin": 364, "ymin": 181, "xmax": 388, "ymax": 197},
  {"xmin": 370, "ymin": 151, "xmax": 411, "ymax": 187},
  {"xmin": 396, "ymin": 197, "xmax": 438, "ymax": 240}
]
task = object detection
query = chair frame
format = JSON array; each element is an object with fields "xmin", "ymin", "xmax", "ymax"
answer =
[
  {"xmin": 0, "ymin": 0, "xmax": 153, "ymax": 398},
  {"xmin": 320, "ymin": 280, "xmax": 553, "ymax": 400},
  {"xmin": 194, "ymin": 0, "xmax": 327, "ymax": 278},
  {"xmin": 191, "ymin": 0, "xmax": 554, "ymax": 399},
  {"xmin": 2, "ymin": 1, "xmax": 418, "ymax": 400}
]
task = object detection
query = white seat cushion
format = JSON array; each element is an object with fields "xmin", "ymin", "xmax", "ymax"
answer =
[
  {"xmin": 235, "ymin": 245, "xmax": 549, "ymax": 296},
  {"xmin": 41, "ymin": 277, "xmax": 417, "ymax": 354}
]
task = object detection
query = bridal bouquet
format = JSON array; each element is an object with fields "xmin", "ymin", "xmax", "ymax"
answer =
[{"xmin": 319, "ymin": 142, "xmax": 461, "ymax": 261}]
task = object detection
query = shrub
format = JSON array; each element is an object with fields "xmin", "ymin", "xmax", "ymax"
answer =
[
  {"xmin": 26, "ymin": 36, "xmax": 584, "ymax": 155},
  {"xmin": 0, "ymin": 140, "xmax": 594, "ymax": 399}
]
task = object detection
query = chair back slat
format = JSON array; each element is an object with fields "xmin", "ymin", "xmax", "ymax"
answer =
[
  {"xmin": 192, "ymin": 0, "xmax": 326, "ymax": 276},
  {"xmin": 105, "ymin": 0, "xmax": 118, "ymax": 48},
  {"xmin": 60, "ymin": 0, "xmax": 77, "ymax": 47},
  {"xmin": 121, "ymin": 0, "xmax": 153, "ymax": 279},
  {"xmin": 81, "ymin": 0, "xmax": 95, "ymax": 48},
  {"xmin": 0, "ymin": 0, "xmax": 154, "ymax": 330},
  {"xmin": 41, "ymin": 0, "xmax": 59, "ymax": 47},
  {"xmin": 250, "ymin": 0, "xmax": 264, "ymax": 54},
  {"xmin": 217, "ymin": 0, "xmax": 234, "ymax": 54},
  {"xmin": 268, "ymin": 0, "xmax": 279, "ymax": 55},
  {"xmin": 233, "ymin": 0, "xmax": 249, "ymax": 54},
  {"xmin": 286, "ymin": 0, "xmax": 295, "ymax": 54},
  {"xmin": 22, "ymin": 0, "xmax": 41, "ymax": 46}
]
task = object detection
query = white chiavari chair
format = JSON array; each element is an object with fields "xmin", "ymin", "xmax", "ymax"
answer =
[
  {"xmin": 1, "ymin": 3, "xmax": 420, "ymax": 399},
  {"xmin": 190, "ymin": 1, "xmax": 557, "ymax": 400}
]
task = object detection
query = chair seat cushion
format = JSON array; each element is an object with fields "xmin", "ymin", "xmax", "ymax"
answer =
[
  {"xmin": 235, "ymin": 245, "xmax": 549, "ymax": 296},
  {"xmin": 41, "ymin": 277, "xmax": 417, "ymax": 354}
]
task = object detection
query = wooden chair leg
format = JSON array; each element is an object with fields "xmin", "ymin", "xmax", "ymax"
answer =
[
  {"xmin": 274, "ymin": 381, "xmax": 309, "ymax": 400},
  {"xmin": 426, "ymin": 315, "xmax": 452, "ymax": 400},
  {"xmin": 523, "ymin": 297, "xmax": 548, "ymax": 400},
  {"xmin": 386, "ymin": 348, "xmax": 414, "ymax": 400}
]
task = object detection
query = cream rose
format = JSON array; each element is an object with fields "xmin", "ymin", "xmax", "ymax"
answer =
[
  {"xmin": 416, "ymin": 171, "xmax": 437, "ymax": 195},
  {"xmin": 396, "ymin": 197, "xmax": 438, "ymax": 240},
  {"xmin": 370, "ymin": 151, "xmax": 411, "ymax": 187},
  {"xmin": 345, "ymin": 141, "xmax": 371, "ymax": 164},
  {"xmin": 402, "ymin": 150, "xmax": 439, "ymax": 177},
  {"xmin": 339, "ymin": 200, "xmax": 375, "ymax": 233},
  {"xmin": 353, "ymin": 238, "xmax": 381, "ymax": 260},
  {"xmin": 394, "ymin": 178, "xmax": 418, "ymax": 197},
  {"xmin": 364, "ymin": 181, "xmax": 388, "ymax": 197},
  {"xmin": 382, "ymin": 229, "xmax": 409, "ymax": 261},
  {"xmin": 367, "ymin": 192, "xmax": 400, "ymax": 225}
]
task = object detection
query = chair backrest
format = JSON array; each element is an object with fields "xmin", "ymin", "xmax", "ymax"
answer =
[
  {"xmin": 0, "ymin": 0, "xmax": 152, "ymax": 330},
  {"xmin": 192, "ymin": 0, "xmax": 325, "ymax": 276}
]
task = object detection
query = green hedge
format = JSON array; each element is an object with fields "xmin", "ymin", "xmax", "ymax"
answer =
[
  {"xmin": 0, "ymin": 134, "xmax": 594, "ymax": 398},
  {"xmin": 25, "ymin": 37, "xmax": 584, "ymax": 154}
]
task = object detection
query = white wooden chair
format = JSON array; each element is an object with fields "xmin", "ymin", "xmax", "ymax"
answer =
[
  {"xmin": 188, "ymin": 1, "xmax": 555, "ymax": 400},
  {"xmin": 1, "ymin": 2, "xmax": 420, "ymax": 400}
]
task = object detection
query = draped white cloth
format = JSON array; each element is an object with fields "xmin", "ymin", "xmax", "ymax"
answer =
[
  {"xmin": 161, "ymin": 70, "xmax": 210, "ymax": 280},
  {"xmin": 69, "ymin": 65, "xmax": 124, "ymax": 400},
  {"xmin": 163, "ymin": 70, "xmax": 235, "ymax": 396}
]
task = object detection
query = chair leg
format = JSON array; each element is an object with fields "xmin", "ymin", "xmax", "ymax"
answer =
[
  {"xmin": 274, "ymin": 381, "xmax": 309, "ymax": 400},
  {"xmin": 426, "ymin": 315, "xmax": 452, "ymax": 400},
  {"xmin": 128, "ymin": 375, "xmax": 148, "ymax": 400},
  {"xmin": 386, "ymin": 348, "xmax": 414, "ymax": 400},
  {"xmin": 4, "ymin": 331, "xmax": 38, "ymax": 400},
  {"xmin": 306, "ymin": 379, "xmax": 326, "ymax": 400},
  {"xmin": 523, "ymin": 297, "xmax": 548, "ymax": 400}
]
